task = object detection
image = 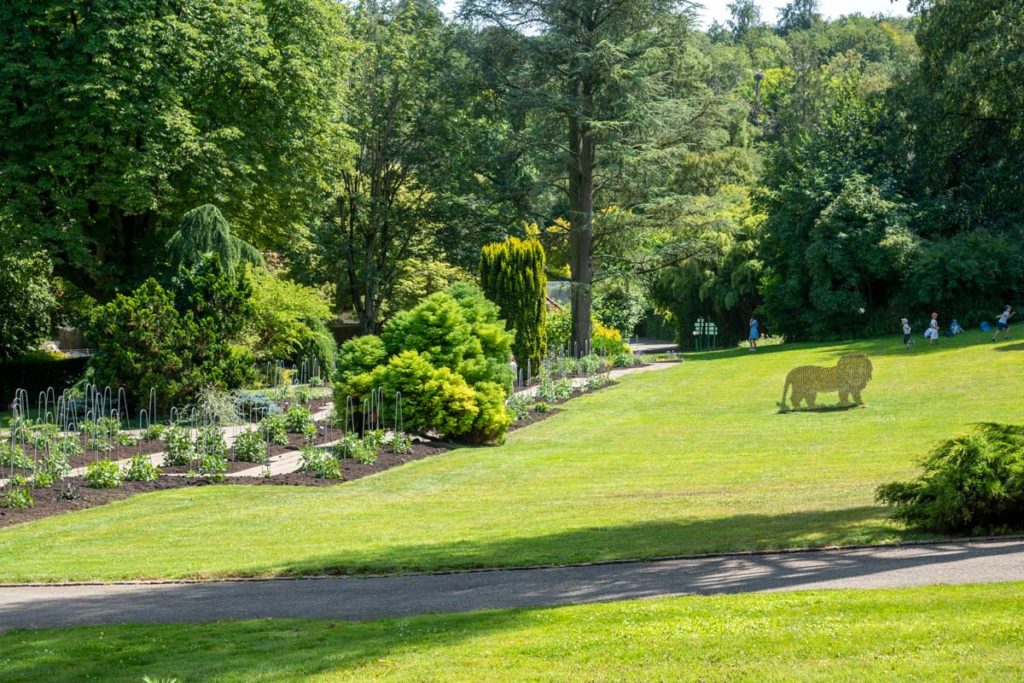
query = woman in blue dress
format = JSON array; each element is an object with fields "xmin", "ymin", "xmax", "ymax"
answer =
[{"xmin": 748, "ymin": 317, "xmax": 759, "ymax": 352}]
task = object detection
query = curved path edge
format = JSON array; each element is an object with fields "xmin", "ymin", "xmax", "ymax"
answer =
[{"xmin": 2, "ymin": 539, "xmax": 1022, "ymax": 632}]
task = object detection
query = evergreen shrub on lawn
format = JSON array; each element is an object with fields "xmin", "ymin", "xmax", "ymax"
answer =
[{"xmin": 876, "ymin": 423, "xmax": 1024, "ymax": 534}]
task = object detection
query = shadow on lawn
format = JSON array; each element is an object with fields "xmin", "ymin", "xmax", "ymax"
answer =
[{"xmin": 2, "ymin": 509, "xmax": 1018, "ymax": 681}]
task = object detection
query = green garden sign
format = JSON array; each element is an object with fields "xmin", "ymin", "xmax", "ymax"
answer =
[{"xmin": 692, "ymin": 318, "xmax": 718, "ymax": 351}]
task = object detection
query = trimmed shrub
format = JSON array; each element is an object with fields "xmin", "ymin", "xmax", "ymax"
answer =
[
  {"xmin": 336, "ymin": 335, "xmax": 388, "ymax": 384},
  {"xmin": 876, "ymin": 423, "xmax": 1024, "ymax": 534},
  {"xmin": 468, "ymin": 381, "xmax": 512, "ymax": 444},
  {"xmin": 479, "ymin": 237, "xmax": 547, "ymax": 372}
]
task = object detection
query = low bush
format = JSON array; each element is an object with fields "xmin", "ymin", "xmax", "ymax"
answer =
[
  {"xmin": 233, "ymin": 430, "xmax": 268, "ymax": 464},
  {"xmin": 197, "ymin": 451, "xmax": 228, "ymax": 482},
  {"xmin": 876, "ymin": 423, "xmax": 1024, "ymax": 534},
  {"xmin": 27, "ymin": 423, "xmax": 60, "ymax": 450},
  {"xmin": 0, "ymin": 474, "xmax": 33, "ymax": 509},
  {"xmin": 302, "ymin": 423, "xmax": 318, "ymax": 444},
  {"xmin": 533, "ymin": 401, "xmax": 552, "ymax": 413},
  {"xmin": 162, "ymin": 425, "xmax": 194, "ymax": 466},
  {"xmin": 233, "ymin": 390, "xmax": 280, "ymax": 420},
  {"xmin": 386, "ymin": 431, "xmax": 413, "ymax": 454},
  {"xmin": 300, "ymin": 446, "xmax": 342, "ymax": 479},
  {"xmin": 195, "ymin": 425, "xmax": 227, "ymax": 459},
  {"xmin": 85, "ymin": 459, "xmax": 123, "ymax": 489},
  {"xmin": 117, "ymin": 432, "xmax": 139, "ymax": 447},
  {"xmin": 33, "ymin": 450, "xmax": 71, "ymax": 487},
  {"xmin": 284, "ymin": 405, "xmax": 314, "ymax": 433},
  {"xmin": 55, "ymin": 435, "xmax": 83, "ymax": 457},
  {"xmin": 259, "ymin": 414, "xmax": 289, "ymax": 446},
  {"xmin": 123, "ymin": 455, "xmax": 160, "ymax": 482},
  {"xmin": 0, "ymin": 442, "xmax": 31, "ymax": 469},
  {"xmin": 335, "ymin": 433, "xmax": 379, "ymax": 464},
  {"xmin": 505, "ymin": 394, "xmax": 532, "ymax": 423},
  {"xmin": 141, "ymin": 423, "xmax": 166, "ymax": 442}
]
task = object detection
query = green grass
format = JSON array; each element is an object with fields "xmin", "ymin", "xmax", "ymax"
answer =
[
  {"xmin": 2, "ymin": 334, "xmax": 1023, "ymax": 582},
  {"xmin": 2, "ymin": 583, "xmax": 1022, "ymax": 681}
]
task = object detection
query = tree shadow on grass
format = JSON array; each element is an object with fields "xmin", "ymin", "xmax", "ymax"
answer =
[
  {"xmin": 2, "ymin": 508, "xmax": 1019, "ymax": 681},
  {"xmin": 992, "ymin": 341, "xmax": 1024, "ymax": 352}
]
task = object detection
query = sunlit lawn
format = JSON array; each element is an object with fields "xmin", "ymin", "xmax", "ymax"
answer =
[
  {"xmin": 1, "ymin": 333, "xmax": 1022, "ymax": 581},
  {"xmin": 2, "ymin": 583, "xmax": 1022, "ymax": 681}
]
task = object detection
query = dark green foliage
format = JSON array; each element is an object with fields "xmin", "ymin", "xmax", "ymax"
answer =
[
  {"xmin": 0, "ymin": 251, "xmax": 55, "ymax": 360},
  {"xmin": 88, "ymin": 256, "xmax": 256, "ymax": 406},
  {"xmin": 0, "ymin": 354, "xmax": 88, "ymax": 408},
  {"xmin": 165, "ymin": 205, "xmax": 264, "ymax": 275},
  {"xmin": 0, "ymin": 0, "xmax": 351, "ymax": 296},
  {"xmin": 480, "ymin": 237, "xmax": 547, "ymax": 373},
  {"xmin": 876, "ymin": 423, "xmax": 1024, "ymax": 534}
]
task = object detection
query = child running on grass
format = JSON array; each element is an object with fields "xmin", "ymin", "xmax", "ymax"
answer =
[{"xmin": 993, "ymin": 305, "xmax": 1014, "ymax": 342}]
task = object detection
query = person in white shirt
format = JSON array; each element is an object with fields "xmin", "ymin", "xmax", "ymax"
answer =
[
  {"xmin": 924, "ymin": 312, "xmax": 940, "ymax": 344},
  {"xmin": 901, "ymin": 318, "xmax": 912, "ymax": 349},
  {"xmin": 992, "ymin": 305, "xmax": 1014, "ymax": 342}
]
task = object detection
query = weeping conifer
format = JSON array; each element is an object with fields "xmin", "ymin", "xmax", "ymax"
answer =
[
  {"xmin": 165, "ymin": 204, "xmax": 265, "ymax": 274},
  {"xmin": 480, "ymin": 237, "xmax": 546, "ymax": 373}
]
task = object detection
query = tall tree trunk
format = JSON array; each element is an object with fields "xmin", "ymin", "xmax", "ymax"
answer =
[{"xmin": 568, "ymin": 87, "xmax": 594, "ymax": 357}]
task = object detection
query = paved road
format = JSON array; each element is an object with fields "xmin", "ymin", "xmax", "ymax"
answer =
[{"xmin": 2, "ymin": 540, "xmax": 1022, "ymax": 632}]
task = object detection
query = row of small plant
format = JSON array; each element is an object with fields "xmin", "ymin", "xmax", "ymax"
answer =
[{"xmin": 298, "ymin": 429, "xmax": 415, "ymax": 480}]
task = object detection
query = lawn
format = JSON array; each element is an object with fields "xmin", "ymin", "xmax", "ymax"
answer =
[
  {"xmin": 2, "ymin": 334, "xmax": 1022, "ymax": 582},
  {"xmin": 1, "ymin": 582, "xmax": 1022, "ymax": 681}
]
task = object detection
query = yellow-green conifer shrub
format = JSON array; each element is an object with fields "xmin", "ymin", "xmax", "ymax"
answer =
[{"xmin": 479, "ymin": 237, "xmax": 547, "ymax": 374}]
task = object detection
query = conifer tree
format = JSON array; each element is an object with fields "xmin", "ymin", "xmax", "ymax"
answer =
[{"xmin": 480, "ymin": 237, "xmax": 547, "ymax": 373}]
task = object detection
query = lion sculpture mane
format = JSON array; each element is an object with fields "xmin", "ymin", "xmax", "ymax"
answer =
[{"xmin": 779, "ymin": 354, "xmax": 873, "ymax": 411}]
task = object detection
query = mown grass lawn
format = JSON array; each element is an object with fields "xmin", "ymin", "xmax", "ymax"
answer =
[
  {"xmin": 2, "ymin": 334, "xmax": 1022, "ymax": 582},
  {"xmin": 2, "ymin": 583, "xmax": 1022, "ymax": 681}
]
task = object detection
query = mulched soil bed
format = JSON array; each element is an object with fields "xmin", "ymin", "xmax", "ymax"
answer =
[
  {"xmin": 0, "ymin": 384, "xmax": 618, "ymax": 528},
  {"xmin": 266, "ymin": 425, "xmax": 338, "ymax": 458},
  {"xmin": 508, "ymin": 381, "xmax": 616, "ymax": 432},
  {"xmin": 0, "ymin": 439, "xmax": 452, "ymax": 528},
  {"xmin": 5, "ymin": 436, "xmax": 166, "ymax": 477}
]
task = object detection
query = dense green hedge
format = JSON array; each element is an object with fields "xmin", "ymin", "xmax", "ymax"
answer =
[{"xmin": 0, "ymin": 353, "xmax": 88, "ymax": 408}]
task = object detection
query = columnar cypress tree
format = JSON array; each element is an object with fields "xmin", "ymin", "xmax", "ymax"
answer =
[{"xmin": 480, "ymin": 237, "xmax": 547, "ymax": 373}]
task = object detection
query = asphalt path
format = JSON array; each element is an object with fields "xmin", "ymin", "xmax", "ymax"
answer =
[{"xmin": 2, "ymin": 539, "xmax": 1022, "ymax": 632}]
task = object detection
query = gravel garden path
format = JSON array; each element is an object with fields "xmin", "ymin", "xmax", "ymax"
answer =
[{"xmin": 1, "ymin": 539, "xmax": 1021, "ymax": 632}]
